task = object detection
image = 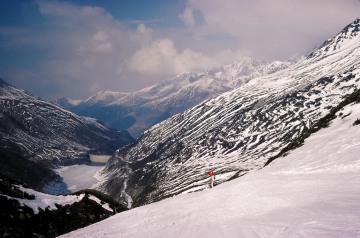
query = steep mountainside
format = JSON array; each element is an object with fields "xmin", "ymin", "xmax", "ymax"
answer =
[
  {"xmin": 0, "ymin": 172, "xmax": 127, "ymax": 237},
  {"xmin": 0, "ymin": 79, "xmax": 134, "ymax": 192},
  {"xmin": 97, "ymin": 19, "xmax": 360, "ymax": 207},
  {"xmin": 61, "ymin": 98, "xmax": 360, "ymax": 238},
  {"xmin": 58, "ymin": 58, "xmax": 293, "ymax": 137}
]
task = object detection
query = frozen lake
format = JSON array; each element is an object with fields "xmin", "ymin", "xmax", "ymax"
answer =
[
  {"xmin": 55, "ymin": 155, "xmax": 111, "ymax": 193},
  {"xmin": 89, "ymin": 154, "xmax": 112, "ymax": 163}
]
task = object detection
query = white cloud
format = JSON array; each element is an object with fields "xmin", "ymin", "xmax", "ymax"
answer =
[
  {"xmin": 184, "ymin": 0, "xmax": 360, "ymax": 59},
  {"xmin": 128, "ymin": 38, "xmax": 177, "ymax": 74},
  {"xmin": 2, "ymin": 0, "xmax": 360, "ymax": 100},
  {"xmin": 128, "ymin": 37, "xmax": 242, "ymax": 75},
  {"xmin": 136, "ymin": 24, "xmax": 152, "ymax": 38},
  {"xmin": 132, "ymin": 24, "xmax": 153, "ymax": 47},
  {"xmin": 179, "ymin": 7, "xmax": 196, "ymax": 27},
  {"xmin": 92, "ymin": 31, "xmax": 113, "ymax": 54},
  {"xmin": 25, "ymin": 1, "xmax": 138, "ymax": 99},
  {"xmin": 36, "ymin": 0, "xmax": 114, "ymax": 24}
]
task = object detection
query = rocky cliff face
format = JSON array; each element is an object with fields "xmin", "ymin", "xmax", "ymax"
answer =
[{"xmin": 97, "ymin": 19, "xmax": 360, "ymax": 207}]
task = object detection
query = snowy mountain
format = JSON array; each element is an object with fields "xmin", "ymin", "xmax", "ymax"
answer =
[
  {"xmin": 0, "ymin": 172, "xmax": 127, "ymax": 237},
  {"xmin": 96, "ymin": 19, "xmax": 360, "ymax": 207},
  {"xmin": 0, "ymin": 79, "xmax": 134, "ymax": 192},
  {"xmin": 58, "ymin": 57, "xmax": 293, "ymax": 137},
  {"xmin": 61, "ymin": 98, "xmax": 360, "ymax": 238}
]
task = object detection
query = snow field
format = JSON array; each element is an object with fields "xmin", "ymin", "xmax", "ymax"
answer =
[
  {"xmin": 55, "ymin": 163, "xmax": 105, "ymax": 193},
  {"xmin": 61, "ymin": 102, "xmax": 360, "ymax": 237},
  {"xmin": 89, "ymin": 154, "xmax": 111, "ymax": 163},
  {"xmin": 11, "ymin": 185, "xmax": 85, "ymax": 214}
]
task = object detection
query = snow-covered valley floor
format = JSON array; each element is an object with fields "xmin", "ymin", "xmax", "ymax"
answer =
[
  {"xmin": 55, "ymin": 163, "xmax": 104, "ymax": 193},
  {"xmin": 61, "ymin": 103, "xmax": 360, "ymax": 238},
  {"xmin": 55, "ymin": 155, "xmax": 110, "ymax": 193}
]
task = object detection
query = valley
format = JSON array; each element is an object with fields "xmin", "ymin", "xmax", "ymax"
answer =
[
  {"xmin": 61, "ymin": 98, "xmax": 360, "ymax": 238},
  {"xmin": 96, "ymin": 18, "xmax": 360, "ymax": 208},
  {"xmin": 1, "ymin": 16, "xmax": 360, "ymax": 238}
]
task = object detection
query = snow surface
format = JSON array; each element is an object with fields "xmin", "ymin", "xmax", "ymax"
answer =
[
  {"xmin": 89, "ymin": 154, "xmax": 111, "ymax": 163},
  {"xmin": 51, "ymin": 155, "xmax": 111, "ymax": 193},
  {"xmin": 2, "ymin": 185, "xmax": 116, "ymax": 216},
  {"xmin": 88, "ymin": 195, "xmax": 113, "ymax": 212},
  {"xmin": 59, "ymin": 57, "xmax": 294, "ymax": 137},
  {"xmin": 10, "ymin": 185, "xmax": 84, "ymax": 214},
  {"xmin": 61, "ymin": 102, "xmax": 360, "ymax": 238},
  {"xmin": 55, "ymin": 163, "xmax": 105, "ymax": 193}
]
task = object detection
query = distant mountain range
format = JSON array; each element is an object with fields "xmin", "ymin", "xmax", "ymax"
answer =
[
  {"xmin": 96, "ymin": 18, "xmax": 360, "ymax": 207},
  {"xmin": 58, "ymin": 57, "xmax": 296, "ymax": 138},
  {"xmin": 0, "ymin": 79, "xmax": 134, "ymax": 193},
  {"xmin": 2, "ymin": 17, "xmax": 360, "ymax": 238}
]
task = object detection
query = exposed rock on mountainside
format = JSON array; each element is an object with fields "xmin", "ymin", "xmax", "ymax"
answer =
[
  {"xmin": 0, "ymin": 172, "xmax": 127, "ymax": 237},
  {"xmin": 58, "ymin": 58, "xmax": 294, "ymax": 137},
  {"xmin": 97, "ymin": 19, "xmax": 360, "ymax": 207},
  {"xmin": 0, "ymin": 79, "xmax": 134, "ymax": 192},
  {"xmin": 57, "ymin": 99, "xmax": 360, "ymax": 237}
]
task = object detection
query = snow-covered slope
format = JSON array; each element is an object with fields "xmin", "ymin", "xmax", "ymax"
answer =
[
  {"xmin": 58, "ymin": 57, "xmax": 293, "ymax": 137},
  {"xmin": 0, "ymin": 172, "xmax": 127, "ymax": 237},
  {"xmin": 61, "ymin": 96, "xmax": 360, "ymax": 238},
  {"xmin": 309, "ymin": 18, "xmax": 360, "ymax": 59},
  {"xmin": 0, "ymin": 79, "xmax": 134, "ymax": 192},
  {"xmin": 97, "ymin": 19, "xmax": 360, "ymax": 207}
]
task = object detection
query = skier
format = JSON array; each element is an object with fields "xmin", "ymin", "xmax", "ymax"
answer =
[{"xmin": 208, "ymin": 169, "xmax": 215, "ymax": 188}]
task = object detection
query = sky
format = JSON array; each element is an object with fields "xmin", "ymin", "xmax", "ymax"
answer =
[{"xmin": 0, "ymin": 0, "xmax": 359, "ymax": 100}]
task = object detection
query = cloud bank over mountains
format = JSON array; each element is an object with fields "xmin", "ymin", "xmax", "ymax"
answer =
[{"xmin": 0, "ymin": 0, "xmax": 359, "ymax": 100}]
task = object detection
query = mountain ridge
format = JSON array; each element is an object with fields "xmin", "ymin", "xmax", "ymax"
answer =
[
  {"xmin": 0, "ymin": 79, "xmax": 134, "ymax": 193},
  {"xmin": 59, "ymin": 96, "xmax": 360, "ymax": 237},
  {"xmin": 58, "ymin": 57, "xmax": 294, "ymax": 137},
  {"xmin": 96, "ymin": 19, "xmax": 360, "ymax": 207},
  {"xmin": 309, "ymin": 18, "xmax": 359, "ymax": 59}
]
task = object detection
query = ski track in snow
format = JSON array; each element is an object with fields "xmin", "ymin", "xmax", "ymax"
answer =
[{"xmin": 61, "ymin": 102, "xmax": 360, "ymax": 238}]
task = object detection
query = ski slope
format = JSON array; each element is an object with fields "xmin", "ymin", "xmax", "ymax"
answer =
[
  {"xmin": 61, "ymin": 101, "xmax": 360, "ymax": 237},
  {"xmin": 98, "ymin": 18, "xmax": 360, "ymax": 207}
]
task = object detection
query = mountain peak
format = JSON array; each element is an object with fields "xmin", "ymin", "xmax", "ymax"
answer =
[
  {"xmin": 341, "ymin": 18, "xmax": 360, "ymax": 36},
  {"xmin": 308, "ymin": 18, "xmax": 360, "ymax": 59},
  {"xmin": 0, "ymin": 78, "xmax": 9, "ymax": 87},
  {"xmin": 97, "ymin": 17, "xmax": 360, "ymax": 207}
]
